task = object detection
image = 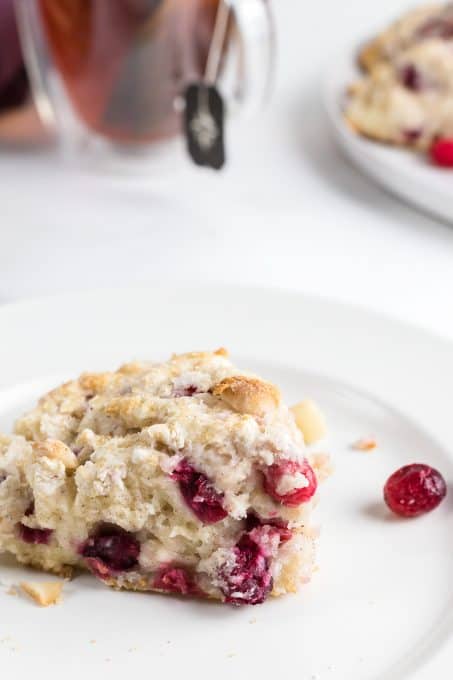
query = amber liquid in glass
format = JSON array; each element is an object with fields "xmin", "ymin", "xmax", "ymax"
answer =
[{"xmin": 39, "ymin": 0, "xmax": 222, "ymax": 143}]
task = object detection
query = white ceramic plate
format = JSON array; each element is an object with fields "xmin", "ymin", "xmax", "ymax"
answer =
[
  {"xmin": 324, "ymin": 49, "xmax": 453, "ymax": 223},
  {"xmin": 0, "ymin": 285, "xmax": 452, "ymax": 680}
]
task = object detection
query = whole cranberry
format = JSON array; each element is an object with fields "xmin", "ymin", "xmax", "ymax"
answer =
[
  {"xmin": 263, "ymin": 459, "xmax": 317, "ymax": 507},
  {"xmin": 384, "ymin": 464, "xmax": 447, "ymax": 518},
  {"xmin": 430, "ymin": 138, "xmax": 453, "ymax": 167}
]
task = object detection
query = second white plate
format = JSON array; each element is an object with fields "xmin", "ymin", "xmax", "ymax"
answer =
[{"xmin": 323, "ymin": 49, "xmax": 453, "ymax": 223}]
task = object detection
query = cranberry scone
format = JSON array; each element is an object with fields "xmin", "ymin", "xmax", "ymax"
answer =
[
  {"xmin": 358, "ymin": 4, "xmax": 443, "ymax": 71},
  {"xmin": 346, "ymin": 3, "xmax": 453, "ymax": 149},
  {"xmin": 0, "ymin": 350, "xmax": 324, "ymax": 606}
]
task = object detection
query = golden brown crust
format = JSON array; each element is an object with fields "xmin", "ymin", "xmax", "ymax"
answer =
[
  {"xmin": 103, "ymin": 577, "xmax": 222, "ymax": 601},
  {"xmin": 101, "ymin": 396, "xmax": 158, "ymax": 429},
  {"xmin": 32, "ymin": 439, "xmax": 77, "ymax": 470},
  {"xmin": 171, "ymin": 348, "xmax": 229, "ymax": 362},
  {"xmin": 358, "ymin": 38, "xmax": 383, "ymax": 72},
  {"xmin": 343, "ymin": 113, "xmax": 360, "ymax": 133},
  {"xmin": 38, "ymin": 379, "xmax": 73, "ymax": 405},
  {"xmin": 117, "ymin": 362, "xmax": 147, "ymax": 376},
  {"xmin": 103, "ymin": 576, "xmax": 150, "ymax": 592},
  {"xmin": 79, "ymin": 372, "xmax": 113, "ymax": 394},
  {"xmin": 212, "ymin": 376, "xmax": 281, "ymax": 416}
]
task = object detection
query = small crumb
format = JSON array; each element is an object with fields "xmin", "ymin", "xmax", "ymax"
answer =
[
  {"xmin": 6, "ymin": 586, "xmax": 18, "ymax": 596},
  {"xmin": 352, "ymin": 437, "xmax": 377, "ymax": 452},
  {"xmin": 20, "ymin": 580, "xmax": 63, "ymax": 607},
  {"xmin": 166, "ymin": 640, "xmax": 171, "ymax": 644},
  {"xmin": 89, "ymin": 640, "xmax": 96, "ymax": 644},
  {"xmin": 249, "ymin": 617, "xmax": 257, "ymax": 624},
  {"xmin": 128, "ymin": 647, "xmax": 137, "ymax": 653},
  {"xmin": 105, "ymin": 658, "xmax": 111, "ymax": 663}
]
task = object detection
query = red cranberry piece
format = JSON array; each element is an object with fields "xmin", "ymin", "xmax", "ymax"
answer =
[
  {"xmin": 173, "ymin": 385, "xmax": 200, "ymax": 397},
  {"xmin": 18, "ymin": 502, "xmax": 53, "ymax": 544},
  {"xmin": 263, "ymin": 459, "xmax": 317, "ymax": 507},
  {"xmin": 245, "ymin": 513, "xmax": 293, "ymax": 543},
  {"xmin": 271, "ymin": 524, "xmax": 292, "ymax": 543},
  {"xmin": 24, "ymin": 502, "xmax": 34, "ymax": 516},
  {"xmin": 220, "ymin": 529, "xmax": 273, "ymax": 605},
  {"xmin": 84, "ymin": 557, "xmax": 113, "ymax": 580},
  {"xmin": 403, "ymin": 128, "xmax": 422, "ymax": 144},
  {"xmin": 430, "ymin": 138, "xmax": 453, "ymax": 167},
  {"xmin": 0, "ymin": 472, "xmax": 6, "ymax": 484},
  {"xmin": 18, "ymin": 523, "xmax": 53, "ymax": 545},
  {"xmin": 81, "ymin": 525, "xmax": 140, "ymax": 573},
  {"xmin": 384, "ymin": 464, "xmax": 447, "ymax": 517},
  {"xmin": 153, "ymin": 566, "xmax": 198, "ymax": 595},
  {"xmin": 171, "ymin": 459, "xmax": 228, "ymax": 524},
  {"xmin": 400, "ymin": 64, "xmax": 423, "ymax": 91}
]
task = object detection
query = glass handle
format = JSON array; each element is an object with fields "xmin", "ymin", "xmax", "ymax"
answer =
[{"xmin": 228, "ymin": 0, "xmax": 275, "ymax": 116}]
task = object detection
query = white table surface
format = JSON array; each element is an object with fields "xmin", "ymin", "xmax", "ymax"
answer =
[{"xmin": 1, "ymin": 0, "xmax": 453, "ymax": 340}]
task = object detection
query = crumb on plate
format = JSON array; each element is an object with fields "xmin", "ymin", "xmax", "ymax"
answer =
[
  {"xmin": 20, "ymin": 580, "xmax": 63, "ymax": 606},
  {"xmin": 352, "ymin": 437, "xmax": 377, "ymax": 452}
]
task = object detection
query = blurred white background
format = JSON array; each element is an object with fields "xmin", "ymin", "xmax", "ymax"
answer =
[{"xmin": 1, "ymin": 0, "xmax": 453, "ymax": 338}]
